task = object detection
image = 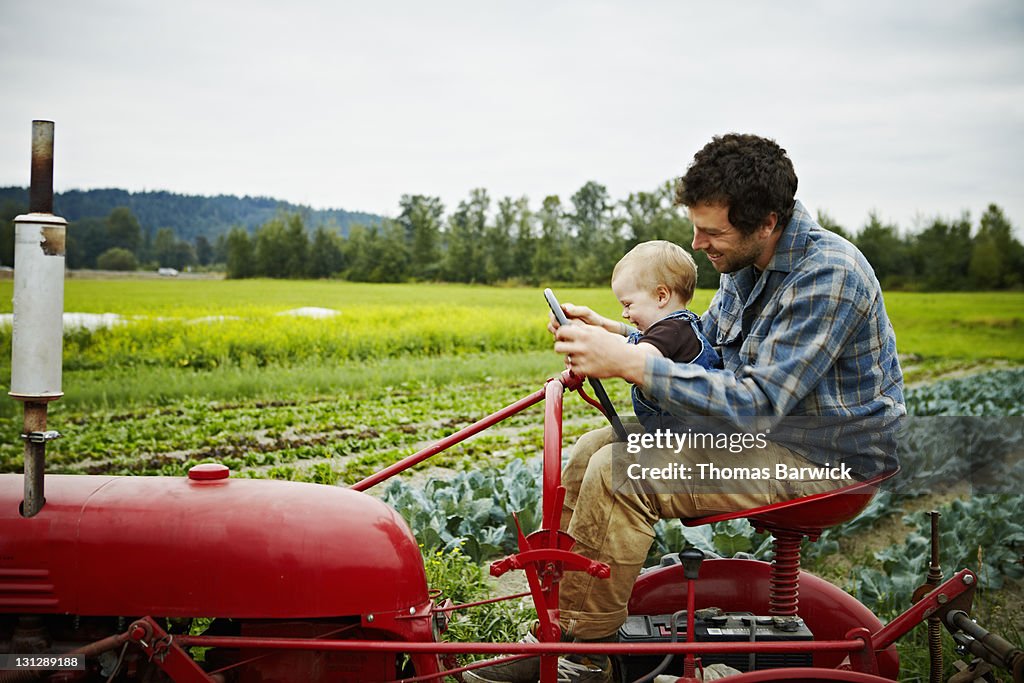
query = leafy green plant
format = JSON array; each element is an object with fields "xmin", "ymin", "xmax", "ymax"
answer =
[
  {"xmin": 382, "ymin": 459, "xmax": 542, "ymax": 563},
  {"xmin": 422, "ymin": 545, "xmax": 535, "ymax": 651},
  {"xmin": 852, "ymin": 494, "xmax": 1024, "ymax": 619},
  {"xmin": 905, "ymin": 368, "xmax": 1024, "ymax": 416},
  {"xmin": 423, "ymin": 545, "xmax": 491, "ymax": 604},
  {"xmin": 444, "ymin": 595, "xmax": 536, "ymax": 647},
  {"xmin": 650, "ymin": 518, "xmax": 773, "ymax": 564}
]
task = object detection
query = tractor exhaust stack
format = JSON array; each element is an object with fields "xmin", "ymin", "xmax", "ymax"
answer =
[
  {"xmin": 29, "ymin": 120, "xmax": 55, "ymax": 214},
  {"xmin": 10, "ymin": 120, "xmax": 66, "ymax": 517}
]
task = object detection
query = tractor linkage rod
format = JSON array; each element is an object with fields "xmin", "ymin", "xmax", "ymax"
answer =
[
  {"xmin": 946, "ymin": 609, "xmax": 1024, "ymax": 681},
  {"xmin": 871, "ymin": 568, "xmax": 977, "ymax": 651},
  {"xmin": 350, "ymin": 371, "xmax": 587, "ymax": 492},
  {"xmin": 175, "ymin": 634, "xmax": 868, "ymax": 657}
]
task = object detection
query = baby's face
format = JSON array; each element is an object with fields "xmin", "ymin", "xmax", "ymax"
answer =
[{"xmin": 611, "ymin": 269, "xmax": 663, "ymax": 333}]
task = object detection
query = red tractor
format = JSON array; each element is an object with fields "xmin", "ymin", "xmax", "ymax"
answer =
[{"xmin": 1, "ymin": 122, "xmax": 1021, "ymax": 683}]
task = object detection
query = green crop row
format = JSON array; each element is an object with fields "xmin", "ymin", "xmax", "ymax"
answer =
[
  {"xmin": 0, "ymin": 370, "xmax": 617, "ymax": 482},
  {"xmin": 1, "ymin": 283, "xmax": 1022, "ymax": 378},
  {"xmin": 0, "ymin": 306, "xmax": 551, "ymax": 371}
]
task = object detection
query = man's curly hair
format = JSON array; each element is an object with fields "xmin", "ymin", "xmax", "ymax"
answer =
[{"xmin": 674, "ymin": 134, "xmax": 798, "ymax": 235}]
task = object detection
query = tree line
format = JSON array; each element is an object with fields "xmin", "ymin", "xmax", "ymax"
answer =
[
  {"xmin": 2, "ymin": 181, "xmax": 1022, "ymax": 290},
  {"xmin": 223, "ymin": 182, "xmax": 1024, "ymax": 291},
  {"xmin": 0, "ymin": 203, "xmax": 219, "ymax": 272},
  {"xmin": 0, "ymin": 186, "xmax": 379, "ymax": 243}
]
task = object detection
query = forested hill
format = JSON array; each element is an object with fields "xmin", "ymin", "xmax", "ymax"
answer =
[{"xmin": 0, "ymin": 187, "xmax": 382, "ymax": 240}]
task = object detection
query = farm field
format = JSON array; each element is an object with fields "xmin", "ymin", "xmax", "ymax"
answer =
[
  {"xmin": 0, "ymin": 281, "xmax": 1021, "ymax": 398},
  {"xmin": 0, "ymin": 279, "xmax": 1022, "ymax": 680}
]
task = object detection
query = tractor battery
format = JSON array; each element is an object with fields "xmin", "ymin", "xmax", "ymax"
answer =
[{"xmin": 617, "ymin": 611, "xmax": 814, "ymax": 679}]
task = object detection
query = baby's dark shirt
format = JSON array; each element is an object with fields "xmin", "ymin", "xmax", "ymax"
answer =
[
  {"xmin": 628, "ymin": 311, "xmax": 723, "ymax": 432},
  {"xmin": 637, "ymin": 316, "xmax": 703, "ymax": 363}
]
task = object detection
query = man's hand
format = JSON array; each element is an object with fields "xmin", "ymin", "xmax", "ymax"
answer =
[{"xmin": 554, "ymin": 324, "xmax": 647, "ymax": 384}]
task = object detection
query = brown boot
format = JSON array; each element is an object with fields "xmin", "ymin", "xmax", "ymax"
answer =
[
  {"xmin": 462, "ymin": 631, "xmax": 541, "ymax": 683},
  {"xmin": 555, "ymin": 653, "xmax": 613, "ymax": 682}
]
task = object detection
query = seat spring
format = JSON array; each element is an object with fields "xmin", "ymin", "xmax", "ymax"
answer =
[{"xmin": 769, "ymin": 530, "xmax": 803, "ymax": 616}]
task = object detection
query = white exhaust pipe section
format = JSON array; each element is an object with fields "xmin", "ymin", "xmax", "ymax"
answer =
[
  {"xmin": 10, "ymin": 212, "xmax": 66, "ymax": 401},
  {"xmin": 10, "ymin": 120, "xmax": 65, "ymax": 517}
]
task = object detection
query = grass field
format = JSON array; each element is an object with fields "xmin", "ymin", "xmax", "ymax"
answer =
[
  {"xmin": 4, "ymin": 280, "xmax": 1020, "ymax": 359},
  {"xmin": 1, "ymin": 281, "xmax": 1021, "ymax": 366}
]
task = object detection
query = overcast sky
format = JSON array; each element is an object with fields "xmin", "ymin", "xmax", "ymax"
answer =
[{"xmin": 1, "ymin": 0, "xmax": 1022, "ymax": 235}]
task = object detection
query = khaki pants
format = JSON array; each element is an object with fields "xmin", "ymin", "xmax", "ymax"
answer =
[{"xmin": 557, "ymin": 426, "xmax": 848, "ymax": 640}]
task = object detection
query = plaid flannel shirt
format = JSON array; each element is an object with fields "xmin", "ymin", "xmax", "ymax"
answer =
[{"xmin": 643, "ymin": 200, "xmax": 905, "ymax": 423}]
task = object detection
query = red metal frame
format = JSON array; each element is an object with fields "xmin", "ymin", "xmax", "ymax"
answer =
[
  {"xmin": 127, "ymin": 617, "xmax": 216, "ymax": 683},
  {"xmin": 350, "ymin": 384, "xmax": 550, "ymax": 492}
]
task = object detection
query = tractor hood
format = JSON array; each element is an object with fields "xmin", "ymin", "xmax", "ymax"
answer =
[{"xmin": 0, "ymin": 470, "xmax": 429, "ymax": 620}]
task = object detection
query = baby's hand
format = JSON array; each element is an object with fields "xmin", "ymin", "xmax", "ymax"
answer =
[
  {"xmin": 563, "ymin": 303, "xmax": 603, "ymax": 326},
  {"xmin": 548, "ymin": 303, "xmax": 602, "ymax": 334}
]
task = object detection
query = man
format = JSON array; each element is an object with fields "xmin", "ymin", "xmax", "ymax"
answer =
[{"xmin": 466, "ymin": 133, "xmax": 905, "ymax": 683}]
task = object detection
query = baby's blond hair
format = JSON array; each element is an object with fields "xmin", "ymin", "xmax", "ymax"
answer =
[{"xmin": 612, "ymin": 240, "xmax": 698, "ymax": 303}]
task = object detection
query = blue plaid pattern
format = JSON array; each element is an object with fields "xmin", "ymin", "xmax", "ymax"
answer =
[{"xmin": 643, "ymin": 200, "xmax": 905, "ymax": 422}]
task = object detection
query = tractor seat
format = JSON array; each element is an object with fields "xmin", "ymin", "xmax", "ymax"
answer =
[
  {"xmin": 683, "ymin": 467, "xmax": 900, "ymax": 538},
  {"xmin": 680, "ymin": 467, "xmax": 900, "ymax": 615}
]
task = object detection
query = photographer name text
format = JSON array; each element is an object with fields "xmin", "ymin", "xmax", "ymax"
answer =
[{"xmin": 626, "ymin": 461, "xmax": 853, "ymax": 482}]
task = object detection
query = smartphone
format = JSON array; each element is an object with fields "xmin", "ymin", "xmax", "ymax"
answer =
[
  {"xmin": 543, "ymin": 288, "xmax": 627, "ymax": 441},
  {"xmin": 544, "ymin": 288, "xmax": 569, "ymax": 326}
]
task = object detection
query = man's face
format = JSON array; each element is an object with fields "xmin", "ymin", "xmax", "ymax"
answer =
[{"xmin": 688, "ymin": 202, "xmax": 771, "ymax": 273}]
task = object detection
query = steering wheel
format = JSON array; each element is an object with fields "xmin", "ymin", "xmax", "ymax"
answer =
[{"xmin": 544, "ymin": 289, "xmax": 628, "ymax": 442}]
